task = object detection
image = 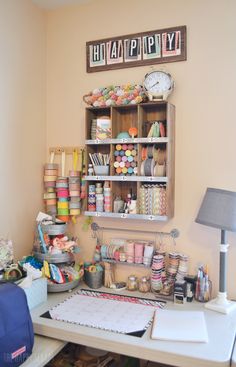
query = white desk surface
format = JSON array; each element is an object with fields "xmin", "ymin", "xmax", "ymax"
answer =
[{"xmin": 31, "ymin": 285, "xmax": 236, "ymax": 367}]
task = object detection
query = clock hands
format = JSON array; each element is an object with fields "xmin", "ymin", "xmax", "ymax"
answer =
[{"xmin": 150, "ymin": 81, "xmax": 159, "ymax": 88}]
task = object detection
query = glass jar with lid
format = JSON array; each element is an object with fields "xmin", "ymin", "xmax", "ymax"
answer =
[
  {"xmin": 127, "ymin": 275, "xmax": 138, "ymax": 291},
  {"xmin": 138, "ymin": 276, "xmax": 151, "ymax": 293}
]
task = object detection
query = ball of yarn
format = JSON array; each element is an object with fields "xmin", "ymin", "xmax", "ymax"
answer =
[{"xmin": 83, "ymin": 84, "xmax": 147, "ymax": 107}]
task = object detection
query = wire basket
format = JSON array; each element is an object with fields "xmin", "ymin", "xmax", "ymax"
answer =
[{"xmin": 84, "ymin": 269, "xmax": 104, "ymax": 289}]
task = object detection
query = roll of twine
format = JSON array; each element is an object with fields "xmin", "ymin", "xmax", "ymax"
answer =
[{"xmin": 69, "ymin": 183, "xmax": 80, "ymax": 190}]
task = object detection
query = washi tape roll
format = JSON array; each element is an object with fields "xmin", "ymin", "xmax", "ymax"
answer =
[
  {"xmin": 128, "ymin": 144, "xmax": 134, "ymax": 150},
  {"xmin": 114, "ymin": 150, "xmax": 120, "ymax": 157},
  {"xmin": 70, "ymin": 209, "xmax": 81, "ymax": 216},
  {"xmin": 46, "ymin": 187, "xmax": 55, "ymax": 193},
  {"xmin": 44, "ymin": 163, "xmax": 59, "ymax": 170},
  {"xmin": 44, "ymin": 175, "xmax": 57, "ymax": 182},
  {"xmin": 131, "ymin": 149, "xmax": 137, "ymax": 156},
  {"xmin": 116, "ymin": 156, "xmax": 122, "ymax": 162},
  {"xmin": 56, "ymin": 182, "xmax": 68, "ymax": 188},
  {"xmin": 69, "ymin": 202, "xmax": 81, "ymax": 209},
  {"xmin": 131, "ymin": 162, "xmax": 136, "ymax": 168},
  {"xmin": 57, "ymin": 215, "xmax": 70, "ymax": 222},
  {"xmin": 125, "ymin": 162, "xmax": 131, "ymax": 168},
  {"xmin": 69, "ymin": 177, "xmax": 80, "ymax": 184},
  {"xmin": 125, "ymin": 150, "xmax": 131, "ymax": 157},
  {"xmin": 116, "ymin": 144, "xmax": 122, "ymax": 150},
  {"xmin": 45, "ymin": 199, "xmax": 57, "ymax": 206},
  {"xmin": 69, "ymin": 183, "xmax": 80, "ymax": 190},
  {"xmin": 122, "ymin": 155, "xmax": 128, "ymax": 162},
  {"xmin": 127, "ymin": 155, "xmax": 133, "ymax": 162},
  {"xmin": 57, "ymin": 197, "xmax": 68, "ymax": 202},
  {"xmin": 119, "ymin": 161, "xmax": 125, "ymax": 168},
  {"xmin": 122, "ymin": 144, "xmax": 128, "ymax": 150},
  {"xmin": 69, "ymin": 170, "xmax": 80, "ymax": 177},
  {"xmin": 43, "ymin": 192, "xmax": 56, "ymax": 199},
  {"xmin": 119, "ymin": 150, "xmax": 125, "ymax": 156},
  {"xmin": 44, "ymin": 181, "xmax": 56, "ymax": 188},
  {"xmin": 46, "ymin": 206, "xmax": 57, "ymax": 215},
  {"xmin": 57, "ymin": 190, "xmax": 69, "ymax": 198},
  {"xmin": 70, "ymin": 197, "xmax": 81, "ymax": 203},
  {"xmin": 57, "ymin": 202, "xmax": 69, "ymax": 209},
  {"xmin": 70, "ymin": 190, "xmax": 80, "ymax": 196},
  {"xmin": 57, "ymin": 208, "xmax": 69, "ymax": 215},
  {"xmin": 44, "ymin": 169, "xmax": 58, "ymax": 176}
]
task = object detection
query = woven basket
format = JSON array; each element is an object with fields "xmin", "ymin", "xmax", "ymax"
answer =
[{"xmin": 84, "ymin": 269, "xmax": 103, "ymax": 289}]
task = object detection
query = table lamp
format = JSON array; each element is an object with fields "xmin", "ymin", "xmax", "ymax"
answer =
[{"xmin": 195, "ymin": 187, "xmax": 236, "ymax": 314}]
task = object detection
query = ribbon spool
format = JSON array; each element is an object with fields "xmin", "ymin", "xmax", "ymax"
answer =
[
  {"xmin": 141, "ymin": 159, "xmax": 155, "ymax": 176},
  {"xmin": 154, "ymin": 163, "xmax": 166, "ymax": 177}
]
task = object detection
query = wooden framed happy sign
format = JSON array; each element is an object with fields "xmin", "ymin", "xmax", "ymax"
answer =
[{"xmin": 86, "ymin": 25, "xmax": 186, "ymax": 73}]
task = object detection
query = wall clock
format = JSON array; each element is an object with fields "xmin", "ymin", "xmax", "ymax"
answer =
[{"xmin": 143, "ymin": 70, "xmax": 174, "ymax": 101}]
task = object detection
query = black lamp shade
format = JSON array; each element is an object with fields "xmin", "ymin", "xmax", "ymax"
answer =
[{"xmin": 195, "ymin": 188, "xmax": 236, "ymax": 232}]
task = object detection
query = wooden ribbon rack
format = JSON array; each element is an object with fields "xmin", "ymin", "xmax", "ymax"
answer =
[{"xmin": 43, "ymin": 146, "xmax": 85, "ymax": 223}]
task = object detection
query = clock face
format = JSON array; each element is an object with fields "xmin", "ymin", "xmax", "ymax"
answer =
[{"xmin": 144, "ymin": 71, "xmax": 172, "ymax": 94}]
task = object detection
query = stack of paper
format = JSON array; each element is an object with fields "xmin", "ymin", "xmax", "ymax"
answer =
[{"xmin": 151, "ymin": 310, "xmax": 208, "ymax": 343}]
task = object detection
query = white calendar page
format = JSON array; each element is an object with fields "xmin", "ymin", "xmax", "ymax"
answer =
[{"xmin": 49, "ymin": 291, "xmax": 162, "ymax": 334}]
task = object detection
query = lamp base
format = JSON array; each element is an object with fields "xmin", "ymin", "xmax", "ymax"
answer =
[{"xmin": 205, "ymin": 292, "xmax": 236, "ymax": 314}]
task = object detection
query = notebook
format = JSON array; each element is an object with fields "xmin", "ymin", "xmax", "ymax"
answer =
[{"xmin": 151, "ymin": 309, "xmax": 208, "ymax": 343}]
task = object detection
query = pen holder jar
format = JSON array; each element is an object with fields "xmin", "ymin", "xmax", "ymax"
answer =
[
  {"xmin": 84, "ymin": 268, "xmax": 104, "ymax": 289},
  {"xmin": 195, "ymin": 279, "xmax": 212, "ymax": 303},
  {"xmin": 94, "ymin": 165, "xmax": 109, "ymax": 176}
]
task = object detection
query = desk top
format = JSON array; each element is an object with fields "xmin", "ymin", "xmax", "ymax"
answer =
[{"xmin": 31, "ymin": 285, "xmax": 236, "ymax": 367}]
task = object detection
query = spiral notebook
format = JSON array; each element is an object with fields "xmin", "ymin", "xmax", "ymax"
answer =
[
  {"xmin": 49, "ymin": 289, "xmax": 165, "ymax": 335},
  {"xmin": 151, "ymin": 309, "xmax": 208, "ymax": 343}
]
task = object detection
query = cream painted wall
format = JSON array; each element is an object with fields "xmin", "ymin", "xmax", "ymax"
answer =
[
  {"xmin": 46, "ymin": 0, "xmax": 236, "ymax": 297},
  {"xmin": 0, "ymin": 0, "xmax": 46, "ymax": 259}
]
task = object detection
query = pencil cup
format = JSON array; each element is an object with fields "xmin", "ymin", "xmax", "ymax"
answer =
[
  {"xmin": 195, "ymin": 279, "xmax": 212, "ymax": 302},
  {"xmin": 94, "ymin": 165, "xmax": 109, "ymax": 176},
  {"xmin": 84, "ymin": 268, "xmax": 104, "ymax": 289}
]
